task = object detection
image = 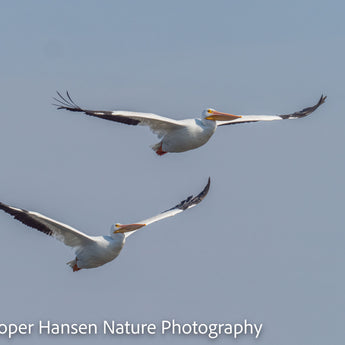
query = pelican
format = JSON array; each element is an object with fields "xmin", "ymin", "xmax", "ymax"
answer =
[
  {"xmin": 54, "ymin": 92, "xmax": 326, "ymax": 155},
  {"xmin": 0, "ymin": 178, "xmax": 210, "ymax": 271}
]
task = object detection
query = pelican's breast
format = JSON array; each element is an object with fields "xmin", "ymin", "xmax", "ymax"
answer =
[
  {"xmin": 76, "ymin": 234, "xmax": 125, "ymax": 269},
  {"xmin": 162, "ymin": 119, "xmax": 216, "ymax": 152}
]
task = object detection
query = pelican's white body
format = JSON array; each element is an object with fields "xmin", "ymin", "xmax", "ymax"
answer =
[
  {"xmin": 158, "ymin": 119, "xmax": 217, "ymax": 153},
  {"xmin": 70, "ymin": 233, "xmax": 125, "ymax": 269}
]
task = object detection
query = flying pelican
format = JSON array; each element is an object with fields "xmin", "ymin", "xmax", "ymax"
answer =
[
  {"xmin": 54, "ymin": 92, "xmax": 326, "ymax": 155},
  {"xmin": 0, "ymin": 179, "xmax": 210, "ymax": 271}
]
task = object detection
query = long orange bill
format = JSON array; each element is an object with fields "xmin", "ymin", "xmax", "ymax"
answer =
[
  {"xmin": 206, "ymin": 111, "xmax": 242, "ymax": 121},
  {"xmin": 114, "ymin": 223, "xmax": 146, "ymax": 233}
]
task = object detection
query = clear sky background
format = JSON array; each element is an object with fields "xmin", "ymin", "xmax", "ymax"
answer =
[{"xmin": 0, "ymin": 1, "xmax": 344, "ymax": 344}]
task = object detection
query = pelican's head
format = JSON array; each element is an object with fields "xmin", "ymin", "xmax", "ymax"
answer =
[
  {"xmin": 109, "ymin": 225, "xmax": 127, "ymax": 246},
  {"xmin": 110, "ymin": 224, "xmax": 119, "ymax": 236},
  {"xmin": 203, "ymin": 108, "xmax": 242, "ymax": 122}
]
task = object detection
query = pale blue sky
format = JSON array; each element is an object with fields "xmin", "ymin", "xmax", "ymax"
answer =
[{"xmin": 0, "ymin": 1, "xmax": 344, "ymax": 344}]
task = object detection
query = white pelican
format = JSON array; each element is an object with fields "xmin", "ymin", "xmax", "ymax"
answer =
[
  {"xmin": 0, "ymin": 178, "xmax": 210, "ymax": 271},
  {"xmin": 54, "ymin": 92, "xmax": 326, "ymax": 155}
]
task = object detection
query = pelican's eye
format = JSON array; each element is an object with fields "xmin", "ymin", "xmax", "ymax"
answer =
[{"xmin": 207, "ymin": 109, "xmax": 212, "ymax": 113}]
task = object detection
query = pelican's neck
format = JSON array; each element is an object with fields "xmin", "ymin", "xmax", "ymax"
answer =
[
  {"xmin": 110, "ymin": 229, "xmax": 126, "ymax": 242},
  {"xmin": 200, "ymin": 118, "xmax": 217, "ymax": 130}
]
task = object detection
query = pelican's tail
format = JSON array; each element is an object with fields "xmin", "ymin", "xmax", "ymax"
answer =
[{"xmin": 66, "ymin": 259, "xmax": 76, "ymax": 268}]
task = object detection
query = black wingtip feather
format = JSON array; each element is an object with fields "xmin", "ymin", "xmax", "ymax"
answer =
[
  {"xmin": 0, "ymin": 202, "xmax": 53, "ymax": 236},
  {"xmin": 165, "ymin": 177, "xmax": 211, "ymax": 212},
  {"xmin": 280, "ymin": 94, "xmax": 327, "ymax": 119},
  {"xmin": 53, "ymin": 91, "xmax": 83, "ymax": 112},
  {"xmin": 53, "ymin": 91, "xmax": 141, "ymax": 125}
]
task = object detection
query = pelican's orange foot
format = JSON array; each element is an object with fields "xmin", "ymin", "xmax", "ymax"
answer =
[
  {"xmin": 155, "ymin": 143, "xmax": 167, "ymax": 156},
  {"xmin": 73, "ymin": 263, "xmax": 81, "ymax": 272}
]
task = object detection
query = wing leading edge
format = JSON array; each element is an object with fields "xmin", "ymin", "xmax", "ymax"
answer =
[
  {"xmin": 54, "ymin": 91, "xmax": 184, "ymax": 137},
  {"xmin": 218, "ymin": 95, "xmax": 326, "ymax": 126},
  {"xmin": 115, "ymin": 178, "xmax": 211, "ymax": 238},
  {"xmin": 0, "ymin": 202, "xmax": 94, "ymax": 247}
]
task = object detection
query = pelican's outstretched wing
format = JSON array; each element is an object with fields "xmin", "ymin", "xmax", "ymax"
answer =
[
  {"xmin": 217, "ymin": 95, "xmax": 326, "ymax": 126},
  {"xmin": 0, "ymin": 202, "xmax": 94, "ymax": 247},
  {"xmin": 54, "ymin": 91, "xmax": 184, "ymax": 138},
  {"xmin": 114, "ymin": 178, "xmax": 211, "ymax": 237}
]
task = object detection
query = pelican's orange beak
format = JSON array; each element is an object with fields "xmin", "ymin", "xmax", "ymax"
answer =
[
  {"xmin": 114, "ymin": 223, "xmax": 146, "ymax": 233},
  {"xmin": 205, "ymin": 110, "xmax": 242, "ymax": 121}
]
